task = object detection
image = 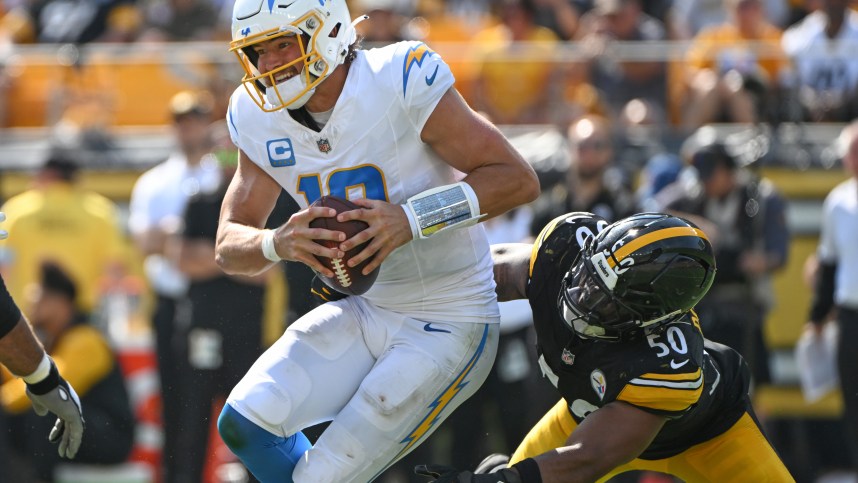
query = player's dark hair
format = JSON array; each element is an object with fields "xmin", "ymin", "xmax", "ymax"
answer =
[
  {"xmin": 41, "ymin": 151, "xmax": 80, "ymax": 182},
  {"xmin": 39, "ymin": 261, "xmax": 77, "ymax": 303},
  {"xmin": 345, "ymin": 35, "xmax": 363, "ymax": 64},
  {"xmin": 691, "ymin": 142, "xmax": 736, "ymax": 180}
]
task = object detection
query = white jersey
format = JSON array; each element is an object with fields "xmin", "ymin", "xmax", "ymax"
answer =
[
  {"xmin": 129, "ymin": 153, "xmax": 221, "ymax": 297},
  {"xmin": 818, "ymin": 177, "xmax": 858, "ymax": 308},
  {"xmin": 227, "ymin": 41, "xmax": 499, "ymax": 324},
  {"xmin": 782, "ymin": 10, "xmax": 858, "ymax": 96}
]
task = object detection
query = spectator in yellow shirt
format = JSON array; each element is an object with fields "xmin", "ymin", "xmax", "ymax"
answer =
[
  {"xmin": 0, "ymin": 153, "xmax": 127, "ymax": 315},
  {"xmin": 1, "ymin": 261, "xmax": 133, "ymax": 481},
  {"xmin": 682, "ymin": 0, "xmax": 788, "ymax": 128},
  {"xmin": 471, "ymin": 0, "xmax": 560, "ymax": 124}
]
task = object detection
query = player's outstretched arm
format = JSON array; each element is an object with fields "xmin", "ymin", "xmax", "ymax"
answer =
[
  {"xmin": 491, "ymin": 243, "xmax": 532, "ymax": 302},
  {"xmin": 0, "ymin": 273, "xmax": 84, "ymax": 459},
  {"xmin": 215, "ymin": 151, "xmax": 344, "ymax": 278},
  {"xmin": 0, "ymin": 215, "xmax": 44, "ymax": 376},
  {"xmin": 416, "ymin": 402, "xmax": 665, "ymax": 483},
  {"xmin": 532, "ymin": 402, "xmax": 666, "ymax": 483}
]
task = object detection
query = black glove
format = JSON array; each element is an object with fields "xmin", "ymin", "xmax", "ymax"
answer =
[
  {"xmin": 310, "ymin": 275, "xmax": 348, "ymax": 303},
  {"xmin": 475, "ymin": 453, "xmax": 512, "ymax": 474},
  {"xmin": 414, "ymin": 464, "xmax": 521, "ymax": 483}
]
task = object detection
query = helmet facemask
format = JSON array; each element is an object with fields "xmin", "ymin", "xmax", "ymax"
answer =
[
  {"xmin": 231, "ymin": 13, "xmax": 326, "ymax": 111},
  {"xmin": 559, "ymin": 248, "xmax": 662, "ymax": 342},
  {"xmin": 557, "ymin": 213, "xmax": 716, "ymax": 342},
  {"xmin": 230, "ymin": 0, "xmax": 365, "ymax": 112}
]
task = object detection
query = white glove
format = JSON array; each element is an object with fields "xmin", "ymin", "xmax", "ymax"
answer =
[
  {"xmin": 25, "ymin": 360, "xmax": 85, "ymax": 458},
  {"xmin": 0, "ymin": 211, "xmax": 7, "ymax": 239}
]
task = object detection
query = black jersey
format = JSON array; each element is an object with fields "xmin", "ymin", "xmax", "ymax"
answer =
[{"xmin": 526, "ymin": 212, "xmax": 751, "ymax": 460}]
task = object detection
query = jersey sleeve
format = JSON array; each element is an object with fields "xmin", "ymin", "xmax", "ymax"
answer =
[
  {"xmin": 394, "ymin": 41, "xmax": 455, "ymax": 132},
  {"xmin": 616, "ymin": 318, "xmax": 707, "ymax": 417},
  {"xmin": 616, "ymin": 367, "xmax": 704, "ymax": 416},
  {"xmin": 780, "ymin": 22, "xmax": 802, "ymax": 56},
  {"xmin": 127, "ymin": 169, "xmax": 159, "ymax": 235},
  {"xmin": 817, "ymin": 187, "xmax": 840, "ymax": 262},
  {"xmin": 226, "ymin": 87, "xmax": 244, "ymax": 150}
]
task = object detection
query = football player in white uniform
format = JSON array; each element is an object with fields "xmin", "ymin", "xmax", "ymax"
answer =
[
  {"xmin": 781, "ymin": 0, "xmax": 858, "ymax": 121},
  {"xmin": 214, "ymin": 0, "xmax": 540, "ymax": 482}
]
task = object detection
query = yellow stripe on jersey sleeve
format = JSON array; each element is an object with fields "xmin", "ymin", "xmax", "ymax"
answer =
[
  {"xmin": 529, "ymin": 214, "xmax": 571, "ymax": 278},
  {"xmin": 617, "ymin": 368, "xmax": 704, "ymax": 412},
  {"xmin": 635, "ymin": 369, "xmax": 703, "ymax": 383}
]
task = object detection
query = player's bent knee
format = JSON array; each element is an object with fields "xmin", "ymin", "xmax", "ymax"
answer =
[
  {"xmin": 227, "ymin": 356, "xmax": 314, "ymax": 430},
  {"xmin": 293, "ymin": 423, "xmax": 367, "ymax": 483},
  {"xmin": 359, "ymin": 351, "xmax": 441, "ymax": 422},
  {"xmin": 238, "ymin": 382, "xmax": 296, "ymax": 428},
  {"xmin": 218, "ymin": 404, "xmax": 258, "ymax": 452}
]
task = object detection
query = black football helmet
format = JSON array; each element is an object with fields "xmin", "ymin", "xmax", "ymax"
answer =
[{"xmin": 558, "ymin": 213, "xmax": 716, "ymax": 341}]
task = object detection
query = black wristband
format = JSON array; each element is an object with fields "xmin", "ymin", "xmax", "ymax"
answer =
[
  {"xmin": 25, "ymin": 359, "xmax": 61, "ymax": 395},
  {"xmin": 511, "ymin": 458, "xmax": 543, "ymax": 483},
  {"xmin": 0, "ymin": 275, "xmax": 23, "ymax": 338}
]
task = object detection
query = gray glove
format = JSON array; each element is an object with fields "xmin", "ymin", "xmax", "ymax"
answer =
[
  {"xmin": 414, "ymin": 464, "xmax": 522, "ymax": 483},
  {"xmin": 0, "ymin": 211, "xmax": 8, "ymax": 240},
  {"xmin": 25, "ymin": 360, "xmax": 85, "ymax": 458}
]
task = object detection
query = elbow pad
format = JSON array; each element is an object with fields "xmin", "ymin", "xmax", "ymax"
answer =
[{"xmin": 402, "ymin": 182, "xmax": 485, "ymax": 239}]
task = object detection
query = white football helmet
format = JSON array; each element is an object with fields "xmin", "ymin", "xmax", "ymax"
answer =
[{"xmin": 230, "ymin": 0, "xmax": 361, "ymax": 111}]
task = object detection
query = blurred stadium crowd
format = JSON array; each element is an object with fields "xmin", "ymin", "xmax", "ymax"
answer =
[{"xmin": 1, "ymin": 0, "xmax": 857, "ymax": 482}]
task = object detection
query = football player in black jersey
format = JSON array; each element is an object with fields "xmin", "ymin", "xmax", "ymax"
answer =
[{"xmin": 416, "ymin": 212, "xmax": 793, "ymax": 482}]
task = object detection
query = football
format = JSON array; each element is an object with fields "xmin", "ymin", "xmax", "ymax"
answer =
[{"xmin": 308, "ymin": 196, "xmax": 380, "ymax": 296}]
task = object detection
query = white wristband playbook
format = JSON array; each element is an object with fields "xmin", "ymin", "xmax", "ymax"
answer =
[{"xmin": 402, "ymin": 181, "xmax": 485, "ymax": 239}]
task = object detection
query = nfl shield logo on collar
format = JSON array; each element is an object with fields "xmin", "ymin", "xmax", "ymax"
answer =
[
  {"xmin": 561, "ymin": 348, "xmax": 575, "ymax": 365},
  {"xmin": 590, "ymin": 369, "xmax": 607, "ymax": 400},
  {"xmin": 317, "ymin": 138, "xmax": 332, "ymax": 153}
]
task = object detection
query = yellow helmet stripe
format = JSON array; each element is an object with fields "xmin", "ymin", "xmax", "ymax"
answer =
[
  {"xmin": 529, "ymin": 214, "xmax": 571, "ymax": 277},
  {"xmin": 607, "ymin": 226, "xmax": 709, "ymax": 269}
]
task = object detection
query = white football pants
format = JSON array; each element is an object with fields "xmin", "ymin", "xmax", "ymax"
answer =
[{"xmin": 225, "ymin": 295, "xmax": 500, "ymax": 482}]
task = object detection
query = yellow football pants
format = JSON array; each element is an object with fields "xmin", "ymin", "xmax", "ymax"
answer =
[{"xmin": 510, "ymin": 399, "xmax": 795, "ymax": 482}]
